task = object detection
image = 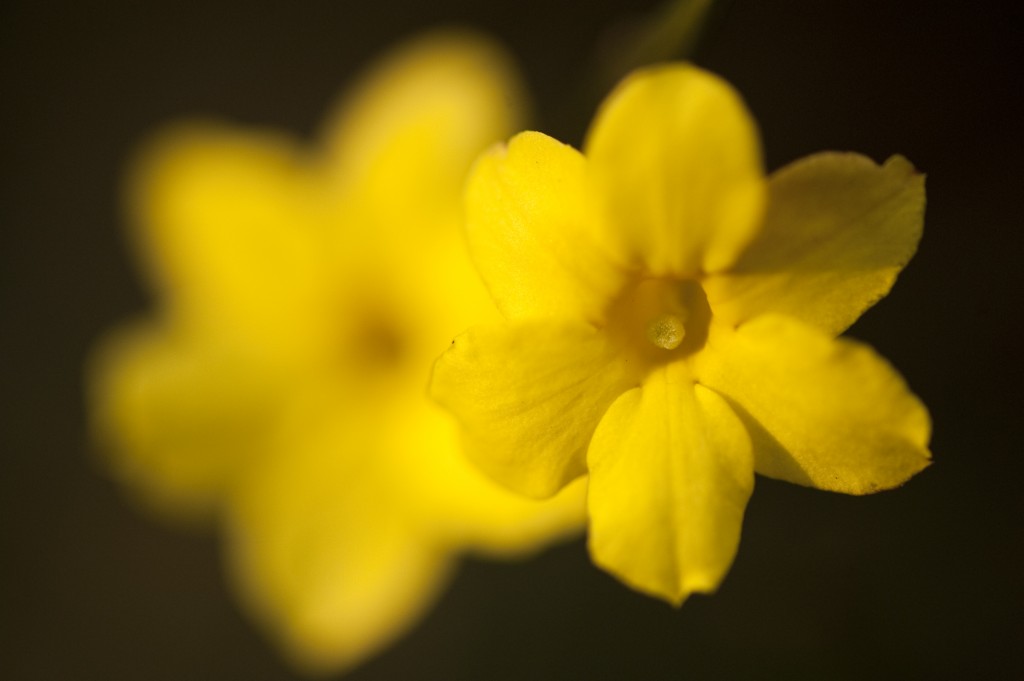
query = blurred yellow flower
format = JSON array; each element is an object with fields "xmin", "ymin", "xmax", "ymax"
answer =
[
  {"xmin": 431, "ymin": 64, "xmax": 931, "ymax": 604},
  {"xmin": 89, "ymin": 32, "xmax": 586, "ymax": 672}
]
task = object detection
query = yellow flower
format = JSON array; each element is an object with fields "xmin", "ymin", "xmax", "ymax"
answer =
[
  {"xmin": 88, "ymin": 33, "xmax": 586, "ymax": 672},
  {"xmin": 431, "ymin": 63, "xmax": 931, "ymax": 604}
]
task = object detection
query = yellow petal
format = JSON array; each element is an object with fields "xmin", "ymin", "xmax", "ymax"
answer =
[
  {"xmin": 225, "ymin": 393, "xmax": 452, "ymax": 673},
  {"xmin": 127, "ymin": 125, "xmax": 332, "ymax": 360},
  {"xmin": 464, "ymin": 131, "xmax": 627, "ymax": 323},
  {"xmin": 318, "ymin": 32, "xmax": 521, "ymax": 366},
  {"xmin": 389, "ymin": 397, "xmax": 588, "ymax": 557},
  {"xmin": 431, "ymin": 320, "xmax": 632, "ymax": 498},
  {"xmin": 87, "ymin": 323, "xmax": 281, "ymax": 520},
  {"xmin": 705, "ymin": 153, "xmax": 926, "ymax": 335},
  {"xmin": 225, "ymin": 383, "xmax": 584, "ymax": 672},
  {"xmin": 323, "ymin": 30, "xmax": 526, "ymax": 234},
  {"xmin": 587, "ymin": 362, "xmax": 753, "ymax": 604},
  {"xmin": 585, "ymin": 63, "xmax": 766, "ymax": 276},
  {"xmin": 693, "ymin": 315, "xmax": 931, "ymax": 494}
]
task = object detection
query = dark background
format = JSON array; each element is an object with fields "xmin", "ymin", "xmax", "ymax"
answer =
[{"xmin": 3, "ymin": 1, "xmax": 1022, "ymax": 679}]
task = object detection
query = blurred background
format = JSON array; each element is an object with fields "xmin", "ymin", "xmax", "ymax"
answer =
[{"xmin": 2, "ymin": 0, "xmax": 1021, "ymax": 679}]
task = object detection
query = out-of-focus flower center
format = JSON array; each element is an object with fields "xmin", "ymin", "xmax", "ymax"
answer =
[
  {"xmin": 356, "ymin": 315, "xmax": 406, "ymax": 367},
  {"xmin": 606, "ymin": 277, "xmax": 711, "ymax": 371},
  {"xmin": 341, "ymin": 296, "xmax": 414, "ymax": 380}
]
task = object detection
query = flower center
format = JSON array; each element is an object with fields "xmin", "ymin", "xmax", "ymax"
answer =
[
  {"xmin": 357, "ymin": 316, "xmax": 405, "ymax": 366},
  {"xmin": 646, "ymin": 311, "xmax": 687, "ymax": 350},
  {"xmin": 606, "ymin": 276, "xmax": 711, "ymax": 369},
  {"xmin": 341, "ymin": 294, "xmax": 412, "ymax": 378}
]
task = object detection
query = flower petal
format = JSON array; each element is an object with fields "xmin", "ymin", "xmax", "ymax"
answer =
[
  {"xmin": 225, "ymin": 395, "xmax": 452, "ymax": 673},
  {"xmin": 318, "ymin": 32, "xmax": 525, "ymax": 360},
  {"xmin": 128, "ymin": 125, "xmax": 332, "ymax": 359},
  {"xmin": 704, "ymin": 153, "xmax": 925, "ymax": 335},
  {"xmin": 587, "ymin": 362, "xmax": 753, "ymax": 604},
  {"xmin": 585, "ymin": 63, "xmax": 766, "ymax": 277},
  {"xmin": 87, "ymin": 323, "xmax": 281, "ymax": 520},
  {"xmin": 323, "ymin": 31, "xmax": 526, "ymax": 232},
  {"xmin": 464, "ymin": 131, "xmax": 627, "ymax": 323},
  {"xmin": 391, "ymin": 398, "xmax": 588, "ymax": 557},
  {"xmin": 430, "ymin": 320, "xmax": 632, "ymax": 498},
  {"xmin": 693, "ymin": 315, "xmax": 931, "ymax": 493},
  {"xmin": 225, "ymin": 384, "xmax": 584, "ymax": 672}
]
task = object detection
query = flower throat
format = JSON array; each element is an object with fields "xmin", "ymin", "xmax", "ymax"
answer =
[{"xmin": 606, "ymin": 277, "xmax": 711, "ymax": 369}]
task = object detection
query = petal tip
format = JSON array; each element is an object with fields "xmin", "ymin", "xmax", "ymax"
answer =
[{"xmin": 883, "ymin": 153, "xmax": 923, "ymax": 178}]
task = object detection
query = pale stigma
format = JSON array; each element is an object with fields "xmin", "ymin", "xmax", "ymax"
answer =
[{"xmin": 646, "ymin": 312, "xmax": 687, "ymax": 350}]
